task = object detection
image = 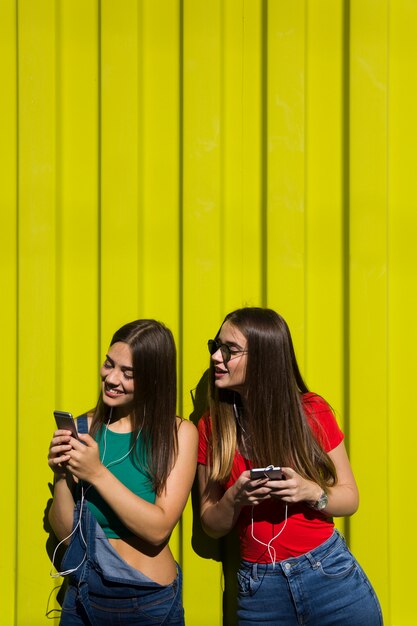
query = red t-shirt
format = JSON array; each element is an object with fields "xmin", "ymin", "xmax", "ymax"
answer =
[{"xmin": 197, "ymin": 392, "xmax": 344, "ymax": 563}]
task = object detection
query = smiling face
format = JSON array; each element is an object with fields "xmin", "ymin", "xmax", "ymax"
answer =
[
  {"xmin": 211, "ymin": 321, "xmax": 248, "ymax": 393},
  {"xmin": 100, "ymin": 341, "xmax": 135, "ymax": 414}
]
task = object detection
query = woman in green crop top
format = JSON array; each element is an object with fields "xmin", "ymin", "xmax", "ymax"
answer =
[{"xmin": 48, "ymin": 320, "xmax": 198, "ymax": 625}]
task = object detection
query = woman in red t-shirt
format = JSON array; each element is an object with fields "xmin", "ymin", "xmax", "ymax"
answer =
[{"xmin": 198, "ymin": 307, "xmax": 382, "ymax": 626}]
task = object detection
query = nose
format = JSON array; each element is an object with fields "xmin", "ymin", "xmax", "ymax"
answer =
[
  {"xmin": 104, "ymin": 368, "xmax": 122, "ymax": 386},
  {"xmin": 212, "ymin": 347, "xmax": 224, "ymax": 364}
]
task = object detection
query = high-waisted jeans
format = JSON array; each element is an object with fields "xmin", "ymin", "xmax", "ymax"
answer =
[
  {"xmin": 59, "ymin": 502, "xmax": 184, "ymax": 625},
  {"xmin": 237, "ymin": 529, "xmax": 383, "ymax": 625}
]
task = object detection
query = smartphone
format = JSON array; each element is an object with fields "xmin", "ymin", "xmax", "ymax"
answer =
[
  {"xmin": 250, "ymin": 466, "xmax": 284, "ymax": 480},
  {"xmin": 54, "ymin": 411, "xmax": 79, "ymax": 439}
]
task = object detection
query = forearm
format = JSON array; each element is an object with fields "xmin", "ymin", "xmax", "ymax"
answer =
[
  {"xmin": 323, "ymin": 483, "xmax": 359, "ymax": 517},
  {"xmin": 67, "ymin": 420, "xmax": 197, "ymax": 546},
  {"xmin": 306, "ymin": 481, "xmax": 359, "ymax": 517},
  {"xmin": 91, "ymin": 467, "xmax": 177, "ymax": 545},
  {"xmin": 279, "ymin": 444, "xmax": 360, "ymax": 518},
  {"xmin": 201, "ymin": 484, "xmax": 242, "ymax": 538},
  {"xmin": 321, "ymin": 441, "xmax": 359, "ymax": 517},
  {"xmin": 48, "ymin": 475, "xmax": 76, "ymax": 542}
]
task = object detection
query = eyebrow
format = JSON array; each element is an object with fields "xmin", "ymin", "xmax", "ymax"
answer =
[
  {"xmin": 218, "ymin": 340, "xmax": 245, "ymax": 350},
  {"xmin": 105, "ymin": 354, "xmax": 134, "ymax": 371}
]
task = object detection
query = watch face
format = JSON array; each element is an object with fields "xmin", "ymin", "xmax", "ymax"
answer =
[{"xmin": 315, "ymin": 492, "xmax": 328, "ymax": 510}]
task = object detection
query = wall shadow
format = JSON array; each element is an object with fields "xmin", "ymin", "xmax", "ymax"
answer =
[
  {"xmin": 189, "ymin": 370, "xmax": 239, "ymax": 626},
  {"xmin": 43, "ymin": 482, "xmax": 67, "ymax": 613}
]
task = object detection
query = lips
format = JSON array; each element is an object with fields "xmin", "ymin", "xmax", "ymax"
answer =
[
  {"xmin": 104, "ymin": 383, "xmax": 125, "ymax": 398},
  {"xmin": 214, "ymin": 367, "xmax": 228, "ymax": 378}
]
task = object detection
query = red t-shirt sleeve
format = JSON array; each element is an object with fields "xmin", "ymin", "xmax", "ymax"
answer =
[
  {"xmin": 197, "ymin": 414, "xmax": 211, "ymax": 465},
  {"xmin": 303, "ymin": 393, "xmax": 344, "ymax": 452}
]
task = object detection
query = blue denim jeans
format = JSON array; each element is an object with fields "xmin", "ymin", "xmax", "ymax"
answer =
[
  {"xmin": 237, "ymin": 530, "xmax": 383, "ymax": 625},
  {"xmin": 59, "ymin": 501, "xmax": 184, "ymax": 625}
]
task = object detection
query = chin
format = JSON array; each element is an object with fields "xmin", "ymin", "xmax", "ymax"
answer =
[
  {"xmin": 215, "ymin": 379, "xmax": 229, "ymax": 389},
  {"xmin": 102, "ymin": 394, "xmax": 131, "ymax": 408}
]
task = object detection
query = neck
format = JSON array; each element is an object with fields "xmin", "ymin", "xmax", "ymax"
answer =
[
  {"xmin": 108, "ymin": 408, "xmax": 134, "ymax": 433},
  {"xmin": 110, "ymin": 400, "xmax": 134, "ymax": 419},
  {"xmin": 233, "ymin": 391, "xmax": 248, "ymax": 413}
]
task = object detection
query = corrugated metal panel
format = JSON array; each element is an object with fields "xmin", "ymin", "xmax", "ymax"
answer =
[
  {"xmin": 349, "ymin": 0, "xmax": 389, "ymax": 609},
  {"xmin": 0, "ymin": 2, "xmax": 18, "ymax": 624},
  {"xmin": 388, "ymin": 1, "xmax": 417, "ymax": 620},
  {"xmin": 0, "ymin": 1, "xmax": 415, "ymax": 624}
]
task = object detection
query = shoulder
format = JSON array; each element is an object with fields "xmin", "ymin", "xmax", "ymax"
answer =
[
  {"xmin": 176, "ymin": 417, "xmax": 198, "ymax": 445},
  {"xmin": 302, "ymin": 392, "xmax": 332, "ymax": 413},
  {"xmin": 197, "ymin": 412, "xmax": 212, "ymax": 437},
  {"xmin": 302, "ymin": 392, "xmax": 344, "ymax": 452}
]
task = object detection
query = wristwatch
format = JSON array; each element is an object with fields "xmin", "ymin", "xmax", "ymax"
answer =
[{"xmin": 309, "ymin": 490, "xmax": 328, "ymax": 511}]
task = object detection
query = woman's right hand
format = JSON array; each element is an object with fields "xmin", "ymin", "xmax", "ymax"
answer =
[
  {"xmin": 48, "ymin": 429, "xmax": 74, "ymax": 475},
  {"xmin": 199, "ymin": 466, "xmax": 273, "ymax": 539},
  {"xmin": 231, "ymin": 470, "xmax": 272, "ymax": 507},
  {"xmin": 48, "ymin": 429, "xmax": 79, "ymax": 542}
]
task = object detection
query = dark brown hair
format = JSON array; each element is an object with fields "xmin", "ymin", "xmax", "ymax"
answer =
[
  {"xmin": 208, "ymin": 307, "xmax": 337, "ymax": 488},
  {"xmin": 90, "ymin": 319, "xmax": 178, "ymax": 494}
]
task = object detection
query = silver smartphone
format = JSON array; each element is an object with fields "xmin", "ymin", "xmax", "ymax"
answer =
[
  {"xmin": 54, "ymin": 410, "xmax": 78, "ymax": 439},
  {"xmin": 250, "ymin": 466, "xmax": 284, "ymax": 480}
]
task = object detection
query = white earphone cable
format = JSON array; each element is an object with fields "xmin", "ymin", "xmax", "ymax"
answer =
[
  {"xmin": 50, "ymin": 409, "xmax": 140, "ymax": 578},
  {"xmin": 250, "ymin": 503, "xmax": 288, "ymax": 569}
]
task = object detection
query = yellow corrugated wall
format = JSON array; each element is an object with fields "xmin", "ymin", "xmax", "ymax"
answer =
[{"xmin": 0, "ymin": 1, "xmax": 415, "ymax": 624}]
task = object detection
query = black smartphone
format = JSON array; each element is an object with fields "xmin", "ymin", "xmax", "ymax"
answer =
[
  {"xmin": 54, "ymin": 411, "xmax": 79, "ymax": 439},
  {"xmin": 250, "ymin": 466, "xmax": 284, "ymax": 480}
]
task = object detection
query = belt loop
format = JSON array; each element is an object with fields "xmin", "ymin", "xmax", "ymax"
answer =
[
  {"xmin": 305, "ymin": 551, "xmax": 319, "ymax": 569},
  {"xmin": 252, "ymin": 561, "xmax": 258, "ymax": 581}
]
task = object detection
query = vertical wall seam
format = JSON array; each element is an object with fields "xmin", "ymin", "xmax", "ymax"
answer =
[
  {"xmin": 178, "ymin": 0, "xmax": 185, "ymax": 569},
  {"xmin": 304, "ymin": 0, "xmax": 308, "ymax": 362},
  {"xmin": 136, "ymin": 0, "xmax": 144, "ymax": 316},
  {"xmin": 219, "ymin": 0, "xmax": 225, "ymax": 312},
  {"xmin": 178, "ymin": 0, "xmax": 184, "ymax": 427},
  {"xmin": 55, "ymin": 0, "xmax": 62, "ymax": 405},
  {"xmin": 14, "ymin": 1, "xmax": 20, "ymax": 622},
  {"xmin": 241, "ymin": 0, "xmax": 245, "ymax": 305},
  {"xmin": 97, "ymin": 0, "xmax": 102, "ymax": 360},
  {"xmin": 385, "ymin": 0, "xmax": 391, "ymax": 618},
  {"xmin": 261, "ymin": 0, "xmax": 268, "ymax": 306},
  {"xmin": 342, "ymin": 0, "xmax": 351, "ymax": 544}
]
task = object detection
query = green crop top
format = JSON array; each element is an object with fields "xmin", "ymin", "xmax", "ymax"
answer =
[{"xmin": 85, "ymin": 425, "xmax": 156, "ymax": 539}]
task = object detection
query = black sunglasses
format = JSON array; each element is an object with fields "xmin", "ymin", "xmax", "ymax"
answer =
[{"xmin": 207, "ymin": 339, "xmax": 248, "ymax": 364}]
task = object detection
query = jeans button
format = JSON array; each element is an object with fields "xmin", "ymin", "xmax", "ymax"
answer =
[{"xmin": 284, "ymin": 563, "xmax": 291, "ymax": 570}]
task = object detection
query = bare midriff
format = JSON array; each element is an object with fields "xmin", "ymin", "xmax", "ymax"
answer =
[{"xmin": 108, "ymin": 535, "xmax": 177, "ymax": 585}]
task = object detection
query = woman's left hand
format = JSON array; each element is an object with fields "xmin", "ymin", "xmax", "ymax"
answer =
[
  {"xmin": 65, "ymin": 434, "xmax": 104, "ymax": 484},
  {"xmin": 267, "ymin": 467, "xmax": 323, "ymax": 504}
]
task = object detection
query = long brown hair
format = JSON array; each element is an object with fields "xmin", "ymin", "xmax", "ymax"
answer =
[
  {"xmin": 91, "ymin": 319, "xmax": 178, "ymax": 495},
  {"xmin": 208, "ymin": 308, "xmax": 337, "ymax": 489}
]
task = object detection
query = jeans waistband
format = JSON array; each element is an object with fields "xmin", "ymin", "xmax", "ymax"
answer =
[{"xmin": 241, "ymin": 529, "xmax": 345, "ymax": 577}]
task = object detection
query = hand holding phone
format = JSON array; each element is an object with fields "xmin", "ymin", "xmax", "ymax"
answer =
[
  {"xmin": 54, "ymin": 411, "xmax": 79, "ymax": 439},
  {"xmin": 250, "ymin": 465, "xmax": 284, "ymax": 480}
]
